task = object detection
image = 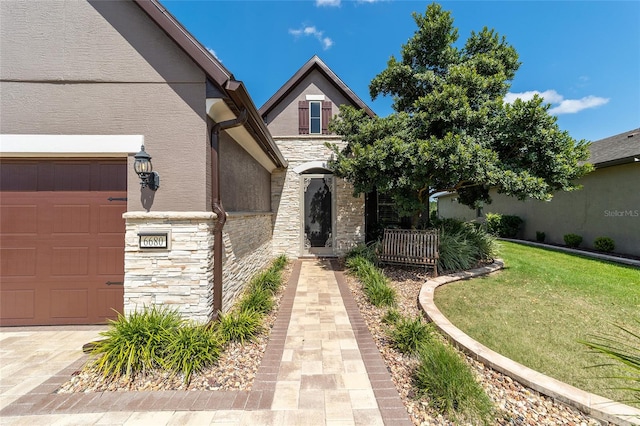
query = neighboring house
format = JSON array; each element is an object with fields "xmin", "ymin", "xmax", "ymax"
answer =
[
  {"xmin": 437, "ymin": 128, "xmax": 640, "ymax": 256},
  {"xmin": 0, "ymin": 0, "xmax": 286, "ymax": 326},
  {"xmin": 260, "ymin": 56, "xmax": 375, "ymax": 258}
]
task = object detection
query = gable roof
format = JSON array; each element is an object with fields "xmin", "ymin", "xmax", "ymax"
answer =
[
  {"xmin": 588, "ymin": 128, "xmax": 640, "ymax": 168},
  {"xmin": 259, "ymin": 55, "xmax": 376, "ymax": 119},
  {"xmin": 133, "ymin": 0, "xmax": 286, "ymax": 169}
]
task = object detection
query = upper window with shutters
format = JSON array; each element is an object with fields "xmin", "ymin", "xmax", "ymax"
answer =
[{"xmin": 298, "ymin": 99, "xmax": 332, "ymax": 135}]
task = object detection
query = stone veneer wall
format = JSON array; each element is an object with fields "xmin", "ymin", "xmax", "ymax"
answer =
[
  {"xmin": 123, "ymin": 212, "xmax": 215, "ymax": 323},
  {"xmin": 220, "ymin": 212, "xmax": 274, "ymax": 312},
  {"xmin": 123, "ymin": 211, "xmax": 275, "ymax": 322},
  {"xmin": 272, "ymin": 136, "xmax": 365, "ymax": 257}
]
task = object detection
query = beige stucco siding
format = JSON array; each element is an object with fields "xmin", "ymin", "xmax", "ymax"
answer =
[
  {"xmin": 437, "ymin": 163, "xmax": 640, "ymax": 256},
  {"xmin": 0, "ymin": 0, "xmax": 209, "ymax": 213},
  {"xmin": 220, "ymin": 133, "xmax": 271, "ymax": 212},
  {"xmin": 263, "ymin": 69, "xmax": 353, "ymax": 136}
]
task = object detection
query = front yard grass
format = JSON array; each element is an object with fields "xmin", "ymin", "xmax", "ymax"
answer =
[{"xmin": 435, "ymin": 240, "xmax": 640, "ymax": 406}]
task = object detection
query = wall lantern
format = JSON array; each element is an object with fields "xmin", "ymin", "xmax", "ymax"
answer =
[{"xmin": 134, "ymin": 145, "xmax": 160, "ymax": 190}]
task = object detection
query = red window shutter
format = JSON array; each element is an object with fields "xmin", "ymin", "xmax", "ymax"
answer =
[
  {"xmin": 298, "ymin": 101, "xmax": 309, "ymax": 134},
  {"xmin": 322, "ymin": 101, "xmax": 332, "ymax": 134}
]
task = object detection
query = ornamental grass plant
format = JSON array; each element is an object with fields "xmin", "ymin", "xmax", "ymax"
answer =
[
  {"xmin": 90, "ymin": 306, "xmax": 182, "ymax": 379},
  {"xmin": 415, "ymin": 340, "xmax": 494, "ymax": 425}
]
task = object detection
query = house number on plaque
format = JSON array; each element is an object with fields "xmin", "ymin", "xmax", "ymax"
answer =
[{"xmin": 139, "ymin": 233, "xmax": 168, "ymax": 249}]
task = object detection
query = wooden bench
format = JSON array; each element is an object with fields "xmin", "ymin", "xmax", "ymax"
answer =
[{"xmin": 378, "ymin": 229, "xmax": 439, "ymax": 276}]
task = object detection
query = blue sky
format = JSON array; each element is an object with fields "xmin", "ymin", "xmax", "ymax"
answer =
[{"xmin": 163, "ymin": 0, "xmax": 639, "ymax": 142}]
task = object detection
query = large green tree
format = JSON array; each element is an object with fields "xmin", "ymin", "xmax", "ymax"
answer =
[{"xmin": 328, "ymin": 3, "xmax": 592, "ymax": 226}]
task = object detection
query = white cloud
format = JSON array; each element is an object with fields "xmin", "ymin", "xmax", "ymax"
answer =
[
  {"xmin": 289, "ymin": 25, "xmax": 334, "ymax": 50},
  {"xmin": 316, "ymin": 0, "xmax": 341, "ymax": 6},
  {"xmin": 548, "ymin": 96, "xmax": 609, "ymax": 114},
  {"xmin": 206, "ymin": 47, "xmax": 220, "ymax": 61},
  {"xmin": 505, "ymin": 90, "xmax": 609, "ymax": 115}
]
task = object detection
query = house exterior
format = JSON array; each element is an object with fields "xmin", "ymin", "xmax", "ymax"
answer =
[
  {"xmin": 260, "ymin": 56, "xmax": 375, "ymax": 258},
  {"xmin": 0, "ymin": 0, "xmax": 286, "ymax": 326},
  {"xmin": 436, "ymin": 129, "xmax": 640, "ymax": 256},
  {"xmin": 0, "ymin": 1, "xmax": 376, "ymax": 327}
]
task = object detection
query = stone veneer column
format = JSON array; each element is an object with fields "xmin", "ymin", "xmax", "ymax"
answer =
[{"xmin": 123, "ymin": 212, "xmax": 216, "ymax": 323}]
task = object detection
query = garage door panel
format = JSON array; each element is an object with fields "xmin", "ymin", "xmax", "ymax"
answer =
[
  {"xmin": 51, "ymin": 247, "xmax": 89, "ymax": 276},
  {"xmin": 0, "ymin": 248, "xmax": 37, "ymax": 276},
  {"xmin": 52, "ymin": 163, "xmax": 92, "ymax": 191},
  {"xmin": 0, "ymin": 159, "xmax": 126, "ymax": 326},
  {"xmin": 52, "ymin": 205, "xmax": 91, "ymax": 234},
  {"xmin": 0, "ymin": 290, "xmax": 35, "ymax": 320},
  {"xmin": 50, "ymin": 288, "xmax": 88, "ymax": 319},
  {"xmin": 1, "ymin": 205, "xmax": 38, "ymax": 234},
  {"xmin": 97, "ymin": 288, "xmax": 124, "ymax": 320},
  {"xmin": 99, "ymin": 205, "xmax": 125, "ymax": 233},
  {"xmin": 98, "ymin": 247, "xmax": 124, "ymax": 275}
]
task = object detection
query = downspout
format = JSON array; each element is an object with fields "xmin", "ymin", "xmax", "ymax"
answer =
[{"xmin": 210, "ymin": 109, "xmax": 248, "ymax": 321}]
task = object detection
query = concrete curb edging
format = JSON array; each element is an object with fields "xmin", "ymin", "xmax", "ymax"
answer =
[
  {"xmin": 418, "ymin": 260, "xmax": 640, "ymax": 426},
  {"xmin": 500, "ymin": 238, "xmax": 640, "ymax": 268}
]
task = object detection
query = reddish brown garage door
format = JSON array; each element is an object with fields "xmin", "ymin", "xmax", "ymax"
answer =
[{"xmin": 0, "ymin": 160, "xmax": 127, "ymax": 326}]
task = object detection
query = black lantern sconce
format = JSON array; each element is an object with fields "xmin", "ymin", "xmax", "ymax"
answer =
[{"xmin": 134, "ymin": 145, "xmax": 160, "ymax": 191}]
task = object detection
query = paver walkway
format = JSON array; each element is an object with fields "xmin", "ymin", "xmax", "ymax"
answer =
[{"xmin": 0, "ymin": 260, "xmax": 411, "ymax": 425}]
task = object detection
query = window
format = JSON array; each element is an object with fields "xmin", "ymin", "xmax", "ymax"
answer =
[
  {"xmin": 309, "ymin": 101, "xmax": 321, "ymax": 134},
  {"xmin": 298, "ymin": 100, "xmax": 332, "ymax": 135},
  {"xmin": 377, "ymin": 193, "xmax": 400, "ymax": 225}
]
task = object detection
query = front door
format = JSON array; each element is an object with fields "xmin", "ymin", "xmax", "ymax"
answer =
[{"xmin": 302, "ymin": 174, "xmax": 334, "ymax": 256}]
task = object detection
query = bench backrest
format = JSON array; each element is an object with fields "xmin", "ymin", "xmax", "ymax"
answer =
[{"xmin": 380, "ymin": 229, "xmax": 439, "ymax": 263}]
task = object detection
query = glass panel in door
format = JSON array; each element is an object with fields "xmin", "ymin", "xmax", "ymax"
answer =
[{"xmin": 303, "ymin": 175, "xmax": 333, "ymax": 255}]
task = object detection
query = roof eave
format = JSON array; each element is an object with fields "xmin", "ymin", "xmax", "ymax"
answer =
[
  {"xmin": 132, "ymin": 0, "xmax": 286, "ymax": 169},
  {"xmin": 259, "ymin": 55, "xmax": 376, "ymax": 119}
]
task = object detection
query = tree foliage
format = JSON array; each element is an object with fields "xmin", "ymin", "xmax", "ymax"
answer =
[{"xmin": 328, "ymin": 3, "xmax": 592, "ymax": 225}]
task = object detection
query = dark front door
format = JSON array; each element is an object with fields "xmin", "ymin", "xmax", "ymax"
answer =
[{"xmin": 302, "ymin": 175, "xmax": 334, "ymax": 256}]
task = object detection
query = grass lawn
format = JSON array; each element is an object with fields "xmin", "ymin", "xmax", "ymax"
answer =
[{"xmin": 435, "ymin": 240, "xmax": 640, "ymax": 406}]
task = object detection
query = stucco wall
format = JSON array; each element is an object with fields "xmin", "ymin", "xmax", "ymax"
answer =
[
  {"xmin": 272, "ymin": 136, "xmax": 365, "ymax": 257},
  {"xmin": 220, "ymin": 133, "xmax": 271, "ymax": 212},
  {"xmin": 263, "ymin": 69, "xmax": 353, "ymax": 137},
  {"xmin": 437, "ymin": 163, "xmax": 640, "ymax": 256},
  {"xmin": 0, "ymin": 0, "xmax": 209, "ymax": 213}
]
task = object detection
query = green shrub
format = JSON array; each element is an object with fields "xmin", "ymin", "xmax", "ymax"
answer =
[
  {"xmin": 270, "ymin": 254, "xmax": 288, "ymax": 271},
  {"xmin": 485, "ymin": 213, "xmax": 523, "ymax": 238},
  {"xmin": 536, "ymin": 231, "xmax": 546, "ymax": 242},
  {"xmin": 364, "ymin": 279, "xmax": 397, "ymax": 307},
  {"xmin": 345, "ymin": 255, "xmax": 396, "ymax": 307},
  {"xmin": 163, "ymin": 324, "xmax": 221, "ymax": 384},
  {"xmin": 345, "ymin": 242, "xmax": 379, "ymax": 264},
  {"xmin": 381, "ymin": 308, "xmax": 401, "ymax": 326},
  {"xmin": 594, "ymin": 236, "xmax": 615, "ymax": 253},
  {"xmin": 438, "ymin": 231, "xmax": 477, "ymax": 272},
  {"xmin": 90, "ymin": 306, "xmax": 182, "ymax": 378},
  {"xmin": 250, "ymin": 268, "xmax": 282, "ymax": 294},
  {"xmin": 436, "ymin": 219, "xmax": 496, "ymax": 272},
  {"xmin": 563, "ymin": 233, "xmax": 583, "ymax": 248},
  {"xmin": 238, "ymin": 287, "xmax": 274, "ymax": 315},
  {"xmin": 388, "ymin": 316, "xmax": 433, "ymax": 355},
  {"xmin": 216, "ymin": 309, "xmax": 263, "ymax": 344},
  {"xmin": 580, "ymin": 320, "xmax": 640, "ymax": 404},
  {"xmin": 415, "ymin": 341, "xmax": 494, "ymax": 424},
  {"xmin": 345, "ymin": 255, "xmax": 376, "ymax": 279}
]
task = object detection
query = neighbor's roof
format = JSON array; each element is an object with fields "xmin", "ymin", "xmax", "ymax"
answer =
[
  {"xmin": 588, "ymin": 128, "xmax": 640, "ymax": 168},
  {"xmin": 259, "ymin": 55, "xmax": 376, "ymax": 119},
  {"xmin": 133, "ymin": 0, "xmax": 286, "ymax": 169}
]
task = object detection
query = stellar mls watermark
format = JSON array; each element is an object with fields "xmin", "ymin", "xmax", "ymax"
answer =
[{"xmin": 604, "ymin": 209, "xmax": 639, "ymax": 217}]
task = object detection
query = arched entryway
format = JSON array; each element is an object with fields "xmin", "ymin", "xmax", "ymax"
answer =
[{"xmin": 296, "ymin": 162, "xmax": 335, "ymax": 256}]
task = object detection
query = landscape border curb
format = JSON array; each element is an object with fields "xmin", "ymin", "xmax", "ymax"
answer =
[{"xmin": 418, "ymin": 260, "xmax": 640, "ymax": 426}]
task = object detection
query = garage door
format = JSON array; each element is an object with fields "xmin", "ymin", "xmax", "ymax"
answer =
[{"xmin": 0, "ymin": 160, "xmax": 127, "ymax": 326}]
